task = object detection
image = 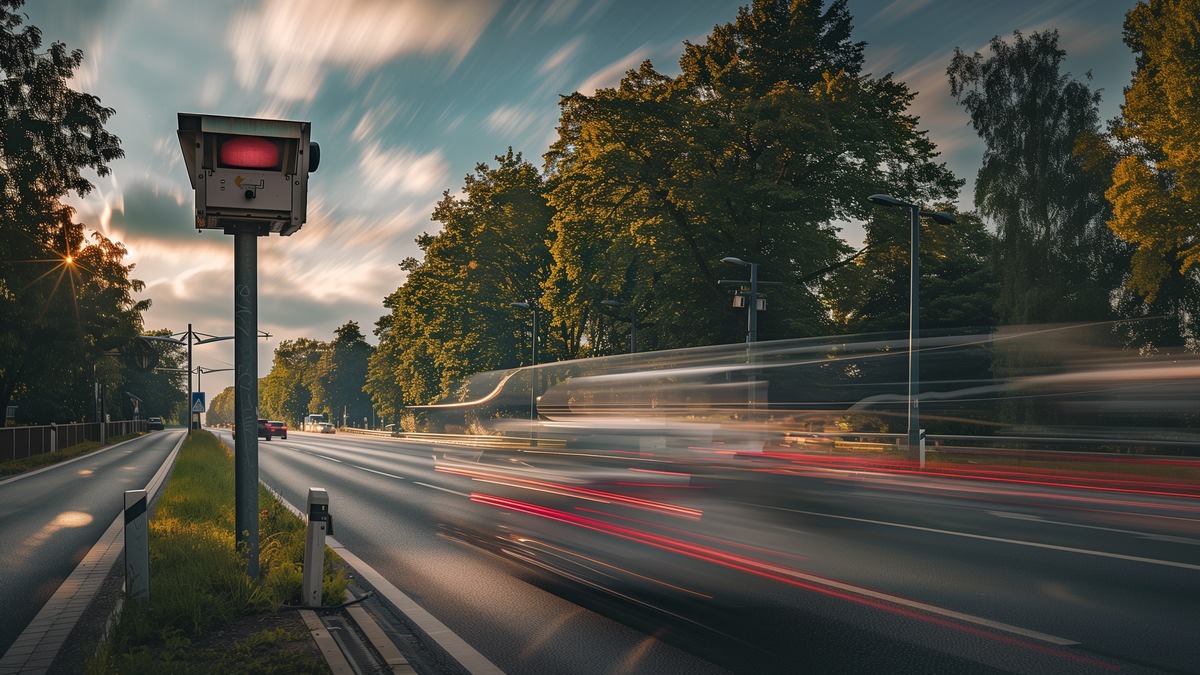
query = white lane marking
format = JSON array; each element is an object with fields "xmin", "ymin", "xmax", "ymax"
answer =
[
  {"xmin": 764, "ymin": 505, "xmax": 1200, "ymax": 572},
  {"xmin": 990, "ymin": 511, "xmax": 1200, "ymax": 545},
  {"xmin": 353, "ymin": 465, "xmax": 406, "ymax": 480},
  {"xmin": 768, "ymin": 566, "xmax": 1079, "ymax": 645},
  {"xmin": 413, "ymin": 481, "xmax": 471, "ymax": 498},
  {"xmin": 312, "ymin": 453, "xmax": 342, "ymax": 463},
  {"xmin": 260, "ymin": 485, "xmax": 504, "ymax": 674}
]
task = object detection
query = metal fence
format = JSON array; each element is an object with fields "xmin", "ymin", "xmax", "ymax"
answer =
[{"xmin": 0, "ymin": 420, "xmax": 148, "ymax": 463}]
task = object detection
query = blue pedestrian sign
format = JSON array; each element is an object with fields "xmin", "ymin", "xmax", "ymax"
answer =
[{"xmin": 191, "ymin": 392, "xmax": 206, "ymax": 413}]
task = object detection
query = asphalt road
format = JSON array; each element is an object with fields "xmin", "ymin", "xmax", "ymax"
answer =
[
  {"xmin": 241, "ymin": 429, "xmax": 1200, "ymax": 674},
  {"xmin": 0, "ymin": 429, "xmax": 183, "ymax": 656}
]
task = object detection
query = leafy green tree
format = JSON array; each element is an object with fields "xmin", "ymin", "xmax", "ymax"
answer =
[
  {"xmin": 948, "ymin": 30, "xmax": 1127, "ymax": 326},
  {"xmin": 1107, "ymin": 0, "xmax": 1200, "ymax": 347},
  {"xmin": 312, "ymin": 322, "xmax": 374, "ymax": 427},
  {"xmin": 260, "ymin": 338, "xmax": 326, "ymax": 424},
  {"xmin": 369, "ymin": 150, "xmax": 553, "ymax": 405},
  {"xmin": 544, "ymin": 0, "xmax": 961, "ymax": 350},
  {"xmin": 207, "ymin": 385, "xmax": 235, "ymax": 427},
  {"xmin": 0, "ymin": 0, "xmax": 140, "ymax": 423},
  {"xmin": 826, "ymin": 210, "xmax": 999, "ymax": 333},
  {"xmin": 118, "ymin": 329, "xmax": 188, "ymax": 423}
]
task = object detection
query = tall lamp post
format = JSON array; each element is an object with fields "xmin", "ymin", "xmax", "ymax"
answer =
[
  {"xmin": 719, "ymin": 258, "xmax": 781, "ymax": 412},
  {"xmin": 601, "ymin": 299, "xmax": 636, "ymax": 353},
  {"xmin": 867, "ymin": 194, "xmax": 956, "ymax": 463},
  {"xmin": 510, "ymin": 301, "xmax": 539, "ymax": 433},
  {"xmin": 720, "ymin": 257, "xmax": 762, "ymax": 343},
  {"xmin": 166, "ymin": 325, "xmax": 269, "ymax": 434}
]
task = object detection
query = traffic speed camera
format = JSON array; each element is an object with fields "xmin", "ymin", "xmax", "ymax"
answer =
[{"xmin": 177, "ymin": 113, "xmax": 320, "ymax": 236}]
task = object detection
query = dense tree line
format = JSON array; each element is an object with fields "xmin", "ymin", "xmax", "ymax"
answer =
[
  {"xmin": 354, "ymin": 0, "xmax": 1200, "ymax": 433},
  {"xmin": 0, "ymin": 0, "xmax": 182, "ymax": 425},
  {"xmin": 254, "ymin": 322, "xmax": 374, "ymax": 428},
  {"xmin": 11, "ymin": 0, "xmax": 1194, "ymax": 432}
]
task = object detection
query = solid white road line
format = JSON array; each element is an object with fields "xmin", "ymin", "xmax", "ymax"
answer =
[{"xmin": 763, "ymin": 504, "xmax": 1200, "ymax": 572}]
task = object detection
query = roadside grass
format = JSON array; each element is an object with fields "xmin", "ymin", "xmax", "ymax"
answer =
[
  {"xmin": 0, "ymin": 433, "xmax": 142, "ymax": 476},
  {"xmin": 87, "ymin": 430, "xmax": 346, "ymax": 673}
]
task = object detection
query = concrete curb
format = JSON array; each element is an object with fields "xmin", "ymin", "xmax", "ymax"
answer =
[{"xmin": 0, "ymin": 431, "xmax": 185, "ymax": 674}]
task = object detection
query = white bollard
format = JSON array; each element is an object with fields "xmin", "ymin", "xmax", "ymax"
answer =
[
  {"xmin": 302, "ymin": 487, "xmax": 331, "ymax": 607},
  {"xmin": 124, "ymin": 489, "xmax": 149, "ymax": 601}
]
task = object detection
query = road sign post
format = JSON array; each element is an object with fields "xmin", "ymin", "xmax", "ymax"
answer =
[{"xmin": 125, "ymin": 489, "xmax": 149, "ymax": 602}]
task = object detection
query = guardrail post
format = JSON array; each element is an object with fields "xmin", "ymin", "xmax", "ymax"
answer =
[
  {"xmin": 124, "ymin": 489, "xmax": 150, "ymax": 601},
  {"xmin": 302, "ymin": 487, "xmax": 331, "ymax": 606}
]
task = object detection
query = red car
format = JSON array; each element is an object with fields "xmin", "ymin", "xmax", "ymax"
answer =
[
  {"xmin": 265, "ymin": 420, "xmax": 288, "ymax": 439},
  {"xmin": 233, "ymin": 418, "xmax": 272, "ymax": 440}
]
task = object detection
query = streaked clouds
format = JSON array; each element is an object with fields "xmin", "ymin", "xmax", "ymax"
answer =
[
  {"xmin": 227, "ymin": 0, "xmax": 501, "ymax": 102},
  {"xmin": 485, "ymin": 105, "xmax": 542, "ymax": 138},
  {"xmin": 540, "ymin": 36, "xmax": 584, "ymax": 75},
  {"xmin": 357, "ymin": 143, "xmax": 451, "ymax": 196}
]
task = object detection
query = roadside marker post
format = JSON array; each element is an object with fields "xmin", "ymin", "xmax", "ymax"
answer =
[
  {"xmin": 124, "ymin": 489, "xmax": 149, "ymax": 601},
  {"xmin": 302, "ymin": 488, "xmax": 332, "ymax": 606}
]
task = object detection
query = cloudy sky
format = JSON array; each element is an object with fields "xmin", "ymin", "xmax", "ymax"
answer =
[{"xmin": 23, "ymin": 0, "xmax": 1135, "ymax": 396}]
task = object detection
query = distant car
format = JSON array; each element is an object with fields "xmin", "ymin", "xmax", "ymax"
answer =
[
  {"xmin": 233, "ymin": 418, "xmax": 272, "ymax": 441},
  {"xmin": 317, "ymin": 422, "xmax": 335, "ymax": 434},
  {"xmin": 147, "ymin": 417, "xmax": 164, "ymax": 430},
  {"xmin": 266, "ymin": 420, "xmax": 288, "ymax": 439}
]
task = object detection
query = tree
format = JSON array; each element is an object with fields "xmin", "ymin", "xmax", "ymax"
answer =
[
  {"xmin": 207, "ymin": 386, "xmax": 235, "ymax": 427},
  {"xmin": 313, "ymin": 322, "xmax": 374, "ymax": 427},
  {"xmin": 119, "ymin": 329, "xmax": 188, "ymax": 423},
  {"xmin": 543, "ymin": 0, "xmax": 961, "ymax": 350},
  {"xmin": 0, "ymin": 1, "xmax": 140, "ymax": 422},
  {"xmin": 368, "ymin": 150, "xmax": 553, "ymax": 406},
  {"xmin": 260, "ymin": 338, "xmax": 326, "ymax": 424},
  {"xmin": 948, "ymin": 30, "xmax": 1127, "ymax": 326},
  {"xmin": 826, "ymin": 210, "xmax": 999, "ymax": 334},
  {"xmin": 1106, "ymin": 0, "xmax": 1200, "ymax": 347}
]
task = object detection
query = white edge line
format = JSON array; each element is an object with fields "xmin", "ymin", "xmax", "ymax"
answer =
[
  {"xmin": 261, "ymin": 483, "xmax": 506, "ymax": 675},
  {"xmin": 777, "ymin": 506, "xmax": 1200, "ymax": 573},
  {"xmin": 742, "ymin": 504, "xmax": 1085, "ymax": 646},
  {"xmin": 0, "ymin": 430, "xmax": 186, "ymax": 670}
]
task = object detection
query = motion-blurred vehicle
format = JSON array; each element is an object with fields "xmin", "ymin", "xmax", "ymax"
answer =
[
  {"xmin": 317, "ymin": 422, "xmax": 335, "ymax": 434},
  {"xmin": 146, "ymin": 417, "xmax": 164, "ymax": 430},
  {"xmin": 266, "ymin": 420, "xmax": 288, "ymax": 439},
  {"xmin": 233, "ymin": 418, "xmax": 272, "ymax": 440}
]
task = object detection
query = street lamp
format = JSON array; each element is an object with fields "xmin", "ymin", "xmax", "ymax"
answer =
[
  {"xmin": 867, "ymin": 193, "xmax": 956, "ymax": 462},
  {"xmin": 160, "ymin": 325, "xmax": 270, "ymax": 433},
  {"xmin": 601, "ymin": 299, "xmax": 636, "ymax": 353},
  {"xmin": 720, "ymin": 257, "xmax": 760, "ymax": 343},
  {"xmin": 510, "ymin": 301, "xmax": 539, "ymax": 433}
]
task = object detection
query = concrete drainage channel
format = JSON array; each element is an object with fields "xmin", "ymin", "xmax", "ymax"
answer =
[
  {"xmin": 303, "ymin": 568, "xmax": 494, "ymax": 675},
  {"xmin": 300, "ymin": 588, "xmax": 420, "ymax": 674},
  {"xmin": 268, "ymin": 483, "xmax": 503, "ymax": 675}
]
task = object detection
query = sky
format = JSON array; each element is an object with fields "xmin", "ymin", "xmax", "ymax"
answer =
[{"xmin": 21, "ymin": 0, "xmax": 1137, "ymax": 397}]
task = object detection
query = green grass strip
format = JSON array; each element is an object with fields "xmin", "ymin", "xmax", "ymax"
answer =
[{"xmin": 89, "ymin": 430, "xmax": 345, "ymax": 673}]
